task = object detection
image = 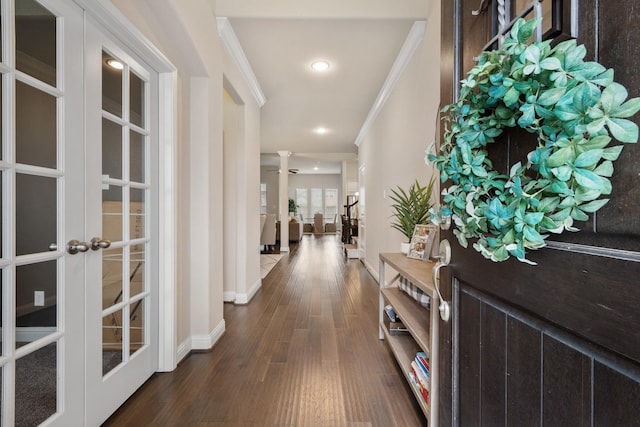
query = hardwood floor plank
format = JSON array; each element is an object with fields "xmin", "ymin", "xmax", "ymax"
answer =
[{"xmin": 103, "ymin": 235, "xmax": 425, "ymax": 426}]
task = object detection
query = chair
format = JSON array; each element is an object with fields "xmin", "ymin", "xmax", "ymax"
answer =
[
  {"xmin": 300, "ymin": 214, "xmax": 313, "ymax": 233},
  {"xmin": 325, "ymin": 214, "xmax": 338, "ymax": 233},
  {"xmin": 313, "ymin": 213, "xmax": 324, "ymax": 234},
  {"xmin": 260, "ymin": 214, "xmax": 266, "ymax": 236},
  {"xmin": 260, "ymin": 213, "xmax": 277, "ymax": 251},
  {"xmin": 289, "ymin": 219, "xmax": 304, "ymax": 242}
]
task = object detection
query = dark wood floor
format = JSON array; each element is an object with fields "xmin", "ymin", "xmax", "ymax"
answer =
[{"xmin": 103, "ymin": 234, "xmax": 424, "ymax": 426}]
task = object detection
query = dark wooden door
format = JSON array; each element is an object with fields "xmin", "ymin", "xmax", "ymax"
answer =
[{"xmin": 438, "ymin": 1, "xmax": 640, "ymax": 425}]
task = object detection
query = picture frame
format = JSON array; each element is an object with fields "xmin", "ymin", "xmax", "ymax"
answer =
[{"xmin": 406, "ymin": 224, "xmax": 437, "ymax": 261}]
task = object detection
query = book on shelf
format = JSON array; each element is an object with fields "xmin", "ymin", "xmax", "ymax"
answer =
[
  {"xmin": 384, "ymin": 304, "xmax": 398, "ymax": 322},
  {"xmin": 409, "ymin": 369, "xmax": 429, "ymax": 410},
  {"xmin": 411, "ymin": 360, "xmax": 430, "ymax": 393},
  {"xmin": 383, "ymin": 310, "xmax": 409, "ymax": 335},
  {"xmin": 416, "ymin": 351, "xmax": 430, "ymax": 377}
]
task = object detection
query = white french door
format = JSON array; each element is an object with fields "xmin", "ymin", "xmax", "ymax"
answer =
[
  {"xmin": 0, "ymin": 0, "xmax": 159, "ymax": 425},
  {"xmin": 83, "ymin": 13, "xmax": 159, "ymax": 427}
]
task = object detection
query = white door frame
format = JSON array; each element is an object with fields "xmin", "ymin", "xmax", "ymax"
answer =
[{"xmin": 75, "ymin": 0, "xmax": 177, "ymax": 372}]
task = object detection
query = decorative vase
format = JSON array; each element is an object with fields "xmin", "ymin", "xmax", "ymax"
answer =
[{"xmin": 400, "ymin": 242, "xmax": 410, "ymax": 254}]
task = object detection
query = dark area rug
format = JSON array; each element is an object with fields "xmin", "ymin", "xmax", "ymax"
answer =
[{"xmin": 14, "ymin": 343, "xmax": 123, "ymax": 426}]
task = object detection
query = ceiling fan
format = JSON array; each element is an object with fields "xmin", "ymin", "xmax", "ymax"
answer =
[{"xmin": 267, "ymin": 168, "xmax": 299, "ymax": 174}]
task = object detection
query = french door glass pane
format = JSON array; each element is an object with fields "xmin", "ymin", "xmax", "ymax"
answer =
[
  {"xmin": 15, "ymin": 343, "xmax": 57, "ymax": 426},
  {"xmin": 102, "ymin": 51, "xmax": 122, "ymax": 118},
  {"xmin": 129, "ymin": 71, "xmax": 144, "ymax": 128},
  {"xmin": 103, "ymin": 311, "xmax": 123, "ymax": 375},
  {"xmin": 16, "ymin": 261, "xmax": 56, "ymax": 332},
  {"xmin": 0, "ymin": 77, "xmax": 3, "ymax": 161},
  {"xmin": 99, "ymin": 47, "xmax": 150, "ymax": 383},
  {"xmin": 102, "ymin": 118, "xmax": 122, "ymax": 180},
  {"xmin": 16, "ymin": 174, "xmax": 56, "ymax": 256},
  {"xmin": 130, "ymin": 188, "xmax": 144, "ymax": 239},
  {"xmin": 103, "ymin": 186, "xmax": 123, "ymax": 243},
  {"xmin": 16, "ymin": 81, "xmax": 56, "ymax": 169},
  {"xmin": 102, "ymin": 247, "xmax": 123, "ymax": 311},
  {"xmin": 0, "ymin": 172, "xmax": 2, "ymax": 258},
  {"xmin": 130, "ymin": 246, "xmax": 144, "ymax": 298},
  {"xmin": 0, "ymin": 273, "xmax": 3, "ymax": 350},
  {"xmin": 16, "ymin": 0, "xmax": 56, "ymax": 87},
  {"xmin": 129, "ymin": 301, "xmax": 144, "ymax": 355},
  {"xmin": 130, "ymin": 130, "xmax": 145, "ymax": 183}
]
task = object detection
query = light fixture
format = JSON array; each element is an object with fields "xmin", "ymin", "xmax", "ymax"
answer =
[
  {"xmin": 313, "ymin": 164, "xmax": 319, "ymax": 171},
  {"xmin": 106, "ymin": 59, "xmax": 124, "ymax": 70},
  {"xmin": 311, "ymin": 60, "xmax": 330, "ymax": 72},
  {"xmin": 314, "ymin": 127, "xmax": 328, "ymax": 135}
]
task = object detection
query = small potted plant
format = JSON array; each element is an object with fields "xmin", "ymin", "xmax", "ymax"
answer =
[
  {"xmin": 288, "ymin": 198, "xmax": 298, "ymax": 220},
  {"xmin": 389, "ymin": 178, "xmax": 435, "ymax": 253}
]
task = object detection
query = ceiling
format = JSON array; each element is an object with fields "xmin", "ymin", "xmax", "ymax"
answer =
[{"xmin": 215, "ymin": 0, "xmax": 431, "ymax": 174}]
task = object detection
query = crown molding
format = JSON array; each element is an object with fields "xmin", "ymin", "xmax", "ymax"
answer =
[
  {"xmin": 74, "ymin": 0, "xmax": 175, "ymax": 72},
  {"xmin": 217, "ymin": 17, "xmax": 267, "ymax": 107},
  {"xmin": 354, "ymin": 20, "xmax": 426, "ymax": 147}
]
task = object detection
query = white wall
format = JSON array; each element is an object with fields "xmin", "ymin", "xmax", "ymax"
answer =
[
  {"xmin": 358, "ymin": 7, "xmax": 441, "ymax": 279},
  {"xmin": 223, "ymin": 89, "xmax": 238, "ymax": 302},
  {"xmin": 112, "ymin": 0, "xmax": 262, "ymax": 359}
]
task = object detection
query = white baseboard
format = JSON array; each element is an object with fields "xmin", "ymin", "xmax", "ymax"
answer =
[
  {"xmin": 235, "ymin": 279, "xmax": 261, "ymax": 304},
  {"xmin": 363, "ymin": 258, "xmax": 379, "ymax": 283},
  {"xmin": 280, "ymin": 245, "xmax": 290, "ymax": 252},
  {"xmin": 176, "ymin": 338, "xmax": 191, "ymax": 364},
  {"xmin": 186, "ymin": 318, "xmax": 226, "ymax": 353},
  {"xmin": 223, "ymin": 291, "xmax": 236, "ymax": 302}
]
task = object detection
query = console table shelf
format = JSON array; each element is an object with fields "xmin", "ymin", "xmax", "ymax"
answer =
[{"xmin": 379, "ymin": 253, "xmax": 439, "ymax": 426}]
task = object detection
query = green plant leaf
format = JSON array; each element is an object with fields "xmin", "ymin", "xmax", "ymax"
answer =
[
  {"xmin": 573, "ymin": 149, "xmax": 603, "ymax": 168},
  {"xmin": 578, "ymin": 198, "xmax": 609, "ymax": 212},
  {"xmin": 524, "ymin": 212, "xmax": 545, "ymax": 225},
  {"xmin": 600, "ymin": 82, "xmax": 628, "ymax": 115},
  {"xmin": 537, "ymin": 87, "xmax": 566, "ymax": 106},
  {"xmin": 573, "ymin": 168, "xmax": 604, "ymax": 189},
  {"xmin": 602, "ymin": 145, "xmax": 624, "ymax": 161},
  {"xmin": 593, "ymin": 160, "xmax": 614, "ymax": 177},
  {"xmin": 540, "ymin": 57, "xmax": 562, "ymax": 71},
  {"xmin": 606, "ymin": 117, "xmax": 639, "ymax": 143},
  {"xmin": 612, "ymin": 97, "xmax": 640, "ymax": 118},
  {"xmin": 547, "ymin": 146, "xmax": 574, "ymax": 168},
  {"xmin": 518, "ymin": 103, "xmax": 536, "ymax": 127}
]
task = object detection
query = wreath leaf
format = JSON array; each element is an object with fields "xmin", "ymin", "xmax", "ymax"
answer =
[{"xmin": 429, "ymin": 18, "xmax": 640, "ymax": 263}]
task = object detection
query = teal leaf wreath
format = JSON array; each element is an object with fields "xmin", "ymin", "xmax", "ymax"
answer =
[{"xmin": 428, "ymin": 18, "xmax": 640, "ymax": 264}]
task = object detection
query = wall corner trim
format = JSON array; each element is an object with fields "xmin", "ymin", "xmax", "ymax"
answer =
[
  {"xmin": 217, "ymin": 17, "xmax": 267, "ymax": 107},
  {"xmin": 189, "ymin": 319, "xmax": 226, "ymax": 352},
  {"xmin": 223, "ymin": 291, "xmax": 237, "ymax": 302},
  {"xmin": 235, "ymin": 279, "xmax": 262, "ymax": 304},
  {"xmin": 353, "ymin": 20, "xmax": 426, "ymax": 147}
]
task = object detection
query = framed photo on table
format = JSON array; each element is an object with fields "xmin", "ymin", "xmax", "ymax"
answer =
[{"xmin": 406, "ymin": 224, "xmax": 437, "ymax": 260}]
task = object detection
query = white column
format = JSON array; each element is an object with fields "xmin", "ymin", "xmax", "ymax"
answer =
[{"xmin": 278, "ymin": 150, "xmax": 290, "ymax": 252}]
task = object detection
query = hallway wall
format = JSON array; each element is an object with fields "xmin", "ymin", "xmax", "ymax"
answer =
[
  {"xmin": 358, "ymin": 4, "xmax": 441, "ymax": 279},
  {"xmin": 112, "ymin": 0, "xmax": 262, "ymax": 359}
]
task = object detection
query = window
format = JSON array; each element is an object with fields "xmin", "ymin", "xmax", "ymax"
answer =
[
  {"xmin": 296, "ymin": 188, "xmax": 307, "ymax": 219},
  {"xmin": 325, "ymin": 189, "xmax": 338, "ymax": 222},
  {"xmin": 310, "ymin": 188, "xmax": 322, "ymax": 216},
  {"xmin": 295, "ymin": 187, "xmax": 339, "ymax": 223},
  {"xmin": 260, "ymin": 183, "xmax": 267, "ymax": 214}
]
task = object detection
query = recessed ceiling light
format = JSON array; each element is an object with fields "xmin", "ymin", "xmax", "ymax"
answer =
[
  {"xmin": 106, "ymin": 59, "xmax": 124, "ymax": 70},
  {"xmin": 314, "ymin": 127, "xmax": 328, "ymax": 134},
  {"xmin": 311, "ymin": 60, "xmax": 330, "ymax": 72}
]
